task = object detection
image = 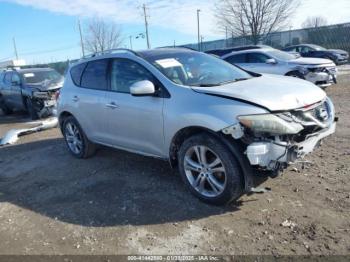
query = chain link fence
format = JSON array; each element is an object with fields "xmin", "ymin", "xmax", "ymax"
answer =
[{"xmin": 184, "ymin": 22, "xmax": 350, "ymax": 55}]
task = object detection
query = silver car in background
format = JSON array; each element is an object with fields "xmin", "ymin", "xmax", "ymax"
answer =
[
  {"xmin": 57, "ymin": 48, "xmax": 336, "ymax": 205},
  {"xmin": 222, "ymin": 48, "xmax": 337, "ymax": 88}
]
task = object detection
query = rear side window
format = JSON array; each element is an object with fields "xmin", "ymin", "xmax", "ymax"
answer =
[
  {"xmin": 81, "ymin": 59, "xmax": 109, "ymax": 90},
  {"xmin": 225, "ymin": 54, "xmax": 247, "ymax": 64},
  {"xmin": 70, "ymin": 63, "xmax": 87, "ymax": 86}
]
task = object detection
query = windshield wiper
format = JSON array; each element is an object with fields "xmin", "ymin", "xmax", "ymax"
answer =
[
  {"xmin": 217, "ymin": 78, "xmax": 249, "ymax": 85},
  {"xmin": 190, "ymin": 78, "xmax": 250, "ymax": 87}
]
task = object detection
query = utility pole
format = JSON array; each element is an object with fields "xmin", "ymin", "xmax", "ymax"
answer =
[
  {"xmin": 78, "ymin": 19, "xmax": 85, "ymax": 57},
  {"xmin": 13, "ymin": 37, "xmax": 18, "ymax": 60},
  {"xmin": 197, "ymin": 9, "xmax": 201, "ymax": 51},
  {"xmin": 200, "ymin": 35, "xmax": 204, "ymax": 51},
  {"xmin": 129, "ymin": 36, "xmax": 133, "ymax": 50},
  {"xmin": 225, "ymin": 26, "xmax": 228, "ymax": 47},
  {"xmin": 142, "ymin": 3, "xmax": 151, "ymax": 49}
]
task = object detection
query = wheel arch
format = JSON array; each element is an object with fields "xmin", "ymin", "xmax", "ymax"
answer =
[
  {"xmin": 58, "ymin": 111, "xmax": 75, "ymax": 130},
  {"xmin": 169, "ymin": 126, "xmax": 255, "ymax": 192}
]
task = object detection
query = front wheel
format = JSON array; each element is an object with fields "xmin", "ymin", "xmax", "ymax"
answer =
[
  {"xmin": 0, "ymin": 96, "xmax": 13, "ymax": 115},
  {"xmin": 178, "ymin": 133, "xmax": 244, "ymax": 205},
  {"xmin": 286, "ymin": 71, "xmax": 305, "ymax": 79},
  {"xmin": 25, "ymin": 97, "xmax": 39, "ymax": 120}
]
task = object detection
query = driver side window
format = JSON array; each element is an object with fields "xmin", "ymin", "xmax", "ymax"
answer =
[
  {"xmin": 110, "ymin": 59, "xmax": 155, "ymax": 93},
  {"xmin": 247, "ymin": 53, "xmax": 270, "ymax": 63},
  {"xmin": 300, "ymin": 46, "xmax": 311, "ymax": 53}
]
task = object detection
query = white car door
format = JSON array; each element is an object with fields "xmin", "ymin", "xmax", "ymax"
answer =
[{"xmin": 102, "ymin": 58, "xmax": 165, "ymax": 157}]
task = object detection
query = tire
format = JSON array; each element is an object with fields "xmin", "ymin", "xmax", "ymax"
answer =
[
  {"xmin": 25, "ymin": 97, "xmax": 40, "ymax": 120},
  {"xmin": 0, "ymin": 96, "xmax": 13, "ymax": 115},
  {"xmin": 178, "ymin": 133, "xmax": 244, "ymax": 205},
  {"xmin": 62, "ymin": 116, "xmax": 96, "ymax": 158},
  {"xmin": 286, "ymin": 71, "xmax": 305, "ymax": 79}
]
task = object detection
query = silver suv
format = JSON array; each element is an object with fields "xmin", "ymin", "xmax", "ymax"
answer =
[{"xmin": 58, "ymin": 48, "xmax": 336, "ymax": 205}]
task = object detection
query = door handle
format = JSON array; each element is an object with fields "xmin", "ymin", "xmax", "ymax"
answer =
[
  {"xmin": 72, "ymin": 96, "xmax": 79, "ymax": 102},
  {"xmin": 106, "ymin": 102, "xmax": 119, "ymax": 109}
]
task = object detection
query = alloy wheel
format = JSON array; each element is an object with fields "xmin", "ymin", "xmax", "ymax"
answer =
[
  {"xmin": 184, "ymin": 145, "xmax": 226, "ymax": 198},
  {"xmin": 65, "ymin": 122, "xmax": 83, "ymax": 155}
]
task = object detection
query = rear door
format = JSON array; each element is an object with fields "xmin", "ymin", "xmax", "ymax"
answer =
[
  {"xmin": 70, "ymin": 59, "xmax": 110, "ymax": 143},
  {"xmin": 103, "ymin": 58, "xmax": 164, "ymax": 157}
]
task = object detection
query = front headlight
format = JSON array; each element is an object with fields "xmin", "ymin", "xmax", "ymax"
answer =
[{"xmin": 238, "ymin": 114, "xmax": 304, "ymax": 134}]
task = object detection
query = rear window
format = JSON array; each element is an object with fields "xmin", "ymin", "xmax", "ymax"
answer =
[
  {"xmin": 81, "ymin": 59, "xmax": 109, "ymax": 90},
  {"xmin": 70, "ymin": 63, "xmax": 87, "ymax": 86}
]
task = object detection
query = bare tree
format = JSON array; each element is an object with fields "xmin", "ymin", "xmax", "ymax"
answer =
[
  {"xmin": 84, "ymin": 18, "xmax": 123, "ymax": 54},
  {"xmin": 215, "ymin": 0, "xmax": 298, "ymax": 44},
  {"xmin": 301, "ymin": 16, "xmax": 328, "ymax": 29}
]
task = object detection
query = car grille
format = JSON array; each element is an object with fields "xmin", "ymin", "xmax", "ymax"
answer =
[{"xmin": 290, "ymin": 98, "xmax": 335, "ymax": 128}]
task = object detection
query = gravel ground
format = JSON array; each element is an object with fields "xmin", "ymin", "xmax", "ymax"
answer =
[{"xmin": 0, "ymin": 75, "xmax": 349, "ymax": 256}]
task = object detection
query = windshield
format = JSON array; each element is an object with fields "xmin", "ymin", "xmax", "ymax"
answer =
[
  {"xmin": 21, "ymin": 70, "xmax": 62, "ymax": 84},
  {"xmin": 309, "ymin": 44, "xmax": 326, "ymax": 51},
  {"xmin": 266, "ymin": 50, "xmax": 296, "ymax": 61},
  {"xmin": 142, "ymin": 51, "xmax": 253, "ymax": 87}
]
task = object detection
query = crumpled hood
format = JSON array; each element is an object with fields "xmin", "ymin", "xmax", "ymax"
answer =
[
  {"xmin": 288, "ymin": 57, "xmax": 334, "ymax": 66},
  {"xmin": 191, "ymin": 74, "xmax": 326, "ymax": 111},
  {"xmin": 26, "ymin": 78, "xmax": 64, "ymax": 91}
]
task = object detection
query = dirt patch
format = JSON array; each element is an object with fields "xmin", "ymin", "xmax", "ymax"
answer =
[{"xmin": 0, "ymin": 75, "xmax": 349, "ymax": 255}]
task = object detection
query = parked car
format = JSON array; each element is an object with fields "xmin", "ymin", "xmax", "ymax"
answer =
[
  {"xmin": 282, "ymin": 44, "xmax": 349, "ymax": 65},
  {"xmin": 0, "ymin": 68, "xmax": 63, "ymax": 119},
  {"xmin": 58, "ymin": 48, "xmax": 336, "ymax": 205},
  {"xmin": 222, "ymin": 48, "xmax": 337, "ymax": 88},
  {"xmin": 205, "ymin": 45, "xmax": 272, "ymax": 57}
]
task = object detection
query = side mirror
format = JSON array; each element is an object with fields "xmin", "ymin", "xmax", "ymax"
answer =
[
  {"xmin": 130, "ymin": 80, "xmax": 155, "ymax": 96},
  {"xmin": 266, "ymin": 58, "xmax": 277, "ymax": 65}
]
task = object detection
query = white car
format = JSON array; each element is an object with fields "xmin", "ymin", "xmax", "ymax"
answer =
[{"xmin": 222, "ymin": 48, "xmax": 337, "ymax": 88}]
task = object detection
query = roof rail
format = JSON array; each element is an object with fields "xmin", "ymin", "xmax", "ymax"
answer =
[
  {"xmin": 157, "ymin": 46, "xmax": 198, "ymax": 51},
  {"xmin": 82, "ymin": 48, "xmax": 139, "ymax": 59},
  {"xmin": 0, "ymin": 66, "xmax": 19, "ymax": 72}
]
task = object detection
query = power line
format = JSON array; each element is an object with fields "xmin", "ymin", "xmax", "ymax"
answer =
[
  {"xmin": 19, "ymin": 45, "xmax": 77, "ymax": 56},
  {"xmin": 142, "ymin": 3, "xmax": 151, "ymax": 49}
]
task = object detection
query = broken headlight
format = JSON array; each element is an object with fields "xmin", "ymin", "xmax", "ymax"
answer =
[{"xmin": 238, "ymin": 114, "xmax": 304, "ymax": 135}]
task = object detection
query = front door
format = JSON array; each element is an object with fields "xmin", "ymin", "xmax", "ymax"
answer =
[{"xmin": 103, "ymin": 58, "xmax": 164, "ymax": 157}]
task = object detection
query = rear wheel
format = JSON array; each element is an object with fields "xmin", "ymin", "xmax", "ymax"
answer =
[
  {"xmin": 62, "ymin": 116, "xmax": 96, "ymax": 158},
  {"xmin": 178, "ymin": 133, "xmax": 244, "ymax": 205},
  {"xmin": 0, "ymin": 96, "xmax": 13, "ymax": 115}
]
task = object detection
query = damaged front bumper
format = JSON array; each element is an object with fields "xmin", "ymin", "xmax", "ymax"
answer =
[
  {"xmin": 303, "ymin": 67, "xmax": 337, "ymax": 88},
  {"xmin": 245, "ymin": 122, "xmax": 336, "ymax": 170},
  {"xmin": 32, "ymin": 90, "xmax": 59, "ymax": 117},
  {"xmin": 223, "ymin": 97, "xmax": 337, "ymax": 172}
]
